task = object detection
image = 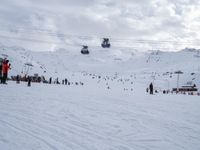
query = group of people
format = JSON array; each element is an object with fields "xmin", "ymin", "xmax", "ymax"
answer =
[{"xmin": 0, "ymin": 58, "xmax": 11, "ymax": 84}]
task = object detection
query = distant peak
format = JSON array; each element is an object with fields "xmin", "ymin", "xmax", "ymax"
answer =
[{"xmin": 182, "ymin": 48, "xmax": 200, "ymax": 53}]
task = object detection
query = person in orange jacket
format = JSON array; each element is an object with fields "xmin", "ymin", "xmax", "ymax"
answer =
[{"xmin": 2, "ymin": 59, "xmax": 11, "ymax": 84}]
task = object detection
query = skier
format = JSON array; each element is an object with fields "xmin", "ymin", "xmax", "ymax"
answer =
[
  {"xmin": 49, "ymin": 77, "xmax": 52, "ymax": 84},
  {"xmin": 55, "ymin": 78, "xmax": 60, "ymax": 84},
  {"xmin": 2, "ymin": 59, "xmax": 11, "ymax": 84},
  {"xmin": 27, "ymin": 76, "xmax": 31, "ymax": 87},
  {"xmin": 65, "ymin": 78, "xmax": 68, "ymax": 85},
  {"xmin": 146, "ymin": 87, "xmax": 149, "ymax": 93},
  {"xmin": 149, "ymin": 82, "xmax": 154, "ymax": 95},
  {"xmin": 16, "ymin": 75, "xmax": 20, "ymax": 84}
]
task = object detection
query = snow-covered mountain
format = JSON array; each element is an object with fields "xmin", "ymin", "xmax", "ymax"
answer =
[{"xmin": 0, "ymin": 44, "xmax": 200, "ymax": 90}]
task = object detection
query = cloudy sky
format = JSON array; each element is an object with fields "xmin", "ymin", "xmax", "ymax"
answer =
[{"xmin": 0, "ymin": 0, "xmax": 200, "ymax": 51}]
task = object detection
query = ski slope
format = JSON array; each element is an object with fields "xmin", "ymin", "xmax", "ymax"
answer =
[
  {"xmin": 0, "ymin": 45, "xmax": 200, "ymax": 150},
  {"xmin": 0, "ymin": 45, "xmax": 200, "ymax": 90},
  {"xmin": 0, "ymin": 81, "xmax": 200, "ymax": 150}
]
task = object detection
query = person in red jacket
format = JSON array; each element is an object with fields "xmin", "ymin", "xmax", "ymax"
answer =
[{"xmin": 2, "ymin": 59, "xmax": 11, "ymax": 84}]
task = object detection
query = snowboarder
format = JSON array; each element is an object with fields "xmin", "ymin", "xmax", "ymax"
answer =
[
  {"xmin": 149, "ymin": 82, "xmax": 154, "ymax": 95},
  {"xmin": 2, "ymin": 59, "xmax": 11, "ymax": 84}
]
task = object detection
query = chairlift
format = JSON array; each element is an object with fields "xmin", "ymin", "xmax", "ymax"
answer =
[
  {"xmin": 25, "ymin": 62, "xmax": 34, "ymax": 67},
  {"xmin": 101, "ymin": 38, "xmax": 111, "ymax": 48},
  {"xmin": 81, "ymin": 45, "xmax": 90, "ymax": 54}
]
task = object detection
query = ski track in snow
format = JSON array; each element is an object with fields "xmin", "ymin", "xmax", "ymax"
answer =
[{"xmin": 0, "ymin": 81, "xmax": 200, "ymax": 150}]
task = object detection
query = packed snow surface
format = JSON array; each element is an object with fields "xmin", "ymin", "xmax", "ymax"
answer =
[
  {"xmin": 0, "ymin": 45, "xmax": 200, "ymax": 149},
  {"xmin": 0, "ymin": 81, "xmax": 200, "ymax": 150}
]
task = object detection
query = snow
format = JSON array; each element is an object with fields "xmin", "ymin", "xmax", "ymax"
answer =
[
  {"xmin": 0, "ymin": 45, "xmax": 200, "ymax": 149},
  {"xmin": 0, "ymin": 81, "xmax": 200, "ymax": 150}
]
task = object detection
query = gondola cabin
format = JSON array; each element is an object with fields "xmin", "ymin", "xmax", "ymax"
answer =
[
  {"xmin": 101, "ymin": 38, "xmax": 111, "ymax": 48},
  {"xmin": 81, "ymin": 46, "xmax": 90, "ymax": 55}
]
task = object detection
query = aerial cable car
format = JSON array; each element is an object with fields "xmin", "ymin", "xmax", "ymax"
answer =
[
  {"xmin": 81, "ymin": 45, "xmax": 90, "ymax": 54},
  {"xmin": 101, "ymin": 38, "xmax": 111, "ymax": 48}
]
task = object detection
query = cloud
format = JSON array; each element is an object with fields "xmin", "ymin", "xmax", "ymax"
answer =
[{"xmin": 0, "ymin": 0, "xmax": 200, "ymax": 51}]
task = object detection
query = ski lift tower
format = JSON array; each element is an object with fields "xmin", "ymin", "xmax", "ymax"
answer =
[
  {"xmin": 24, "ymin": 62, "xmax": 34, "ymax": 75},
  {"xmin": 174, "ymin": 70, "xmax": 183, "ymax": 92}
]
